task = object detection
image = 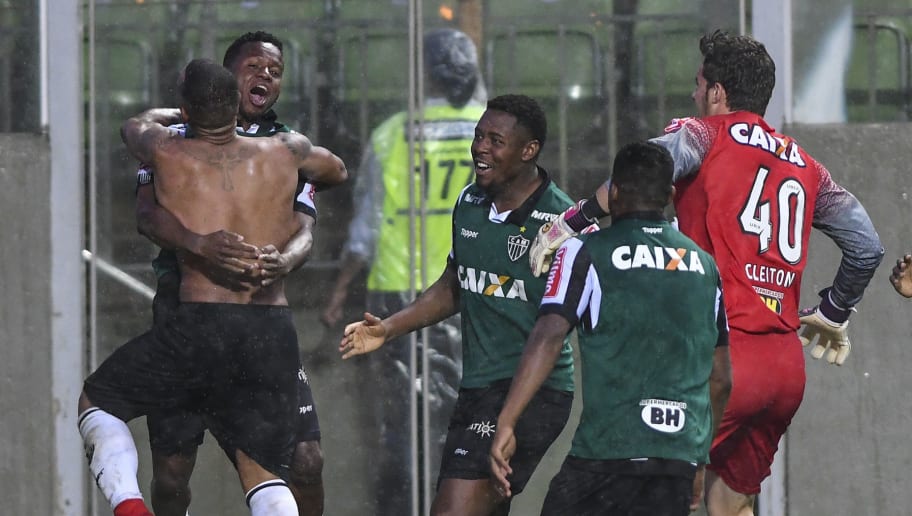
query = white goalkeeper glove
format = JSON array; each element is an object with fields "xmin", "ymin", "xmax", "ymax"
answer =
[
  {"xmin": 529, "ymin": 218, "xmax": 576, "ymax": 277},
  {"xmin": 798, "ymin": 288, "xmax": 853, "ymax": 366}
]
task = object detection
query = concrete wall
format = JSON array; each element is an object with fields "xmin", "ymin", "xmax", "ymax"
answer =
[
  {"xmin": 788, "ymin": 123, "xmax": 912, "ymax": 516},
  {"xmin": 0, "ymin": 133, "xmax": 54, "ymax": 515}
]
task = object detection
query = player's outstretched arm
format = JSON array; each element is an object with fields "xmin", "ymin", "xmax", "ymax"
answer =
[
  {"xmin": 340, "ymin": 312, "xmax": 388, "ymax": 359},
  {"xmin": 890, "ymin": 254, "xmax": 912, "ymax": 298},
  {"xmin": 339, "ymin": 261, "xmax": 461, "ymax": 359},
  {"xmin": 491, "ymin": 313, "xmax": 570, "ymax": 497},
  {"xmin": 529, "ymin": 183, "xmax": 609, "ymax": 277},
  {"xmin": 281, "ymin": 132, "xmax": 348, "ymax": 191}
]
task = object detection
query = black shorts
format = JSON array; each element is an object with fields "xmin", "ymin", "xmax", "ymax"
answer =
[
  {"xmin": 84, "ymin": 302, "xmax": 301, "ymax": 479},
  {"xmin": 147, "ymin": 368, "xmax": 321, "ymax": 455},
  {"xmin": 437, "ymin": 379, "xmax": 572, "ymax": 495},
  {"xmin": 151, "ymin": 271, "xmax": 180, "ymax": 326},
  {"xmin": 541, "ymin": 456, "xmax": 696, "ymax": 516},
  {"xmin": 146, "ymin": 276, "xmax": 321, "ymax": 454}
]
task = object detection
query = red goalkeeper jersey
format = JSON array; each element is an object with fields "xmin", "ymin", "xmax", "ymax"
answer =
[{"xmin": 652, "ymin": 112, "xmax": 876, "ymax": 334}]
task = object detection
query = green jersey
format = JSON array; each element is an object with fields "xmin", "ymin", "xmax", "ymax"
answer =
[
  {"xmin": 540, "ymin": 214, "xmax": 727, "ymax": 463},
  {"xmin": 450, "ymin": 170, "xmax": 574, "ymax": 391}
]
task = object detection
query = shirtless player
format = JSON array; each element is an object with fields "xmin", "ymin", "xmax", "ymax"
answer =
[{"xmin": 77, "ymin": 59, "xmax": 347, "ymax": 516}]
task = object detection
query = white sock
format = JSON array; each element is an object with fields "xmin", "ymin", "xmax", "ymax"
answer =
[
  {"xmin": 77, "ymin": 408, "xmax": 144, "ymax": 509},
  {"xmin": 246, "ymin": 479, "xmax": 297, "ymax": 516}
]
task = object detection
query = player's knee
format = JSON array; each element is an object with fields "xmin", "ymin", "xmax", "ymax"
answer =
[
  {"xmin": 290, "ymin": 441, "xmax": 323, "ymax": 486},
  {"xmin": 151, "ymin": 470, "xmax": 191, "ymax": 500},
  {"xmin": 151, "ymin": 454, "xmax": 194, "ymax": 499}
]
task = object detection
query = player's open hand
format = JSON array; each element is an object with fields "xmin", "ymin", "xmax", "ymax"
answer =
[
  {"xmin": 798, "ymin": 306, "xmax": 851, "ymax": 366},
  {"xmin": 339, "ymin": 312, "xmax": 387, "ymax": 359},
  {"xmin": 255, "ymin": 244, "xmax": 293, "ymax": 286},
  {"xmin": 489, "ymin": 425, "xmax": 516, "ymax": 498},
  {"xmin": 889, "ymin": 253, "xmax": 912, "ymax": 298},
  {"xmin": 192, "ymin": 230, "xmax": 260, "ymax": 276}
]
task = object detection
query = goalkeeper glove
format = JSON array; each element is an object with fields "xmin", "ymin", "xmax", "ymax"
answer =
[
  {"xmin": 529, "ymin": 200, "xmax": 600, "ymax": 277},
  {"xmin": 798, "ymin": 288, "xmax": 853, "ymax": 366}
]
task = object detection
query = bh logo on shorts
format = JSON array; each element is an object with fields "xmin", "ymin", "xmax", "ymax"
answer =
[{"xmin": 640, "ymin": 398, "xmax": 686, "ymax": 433}]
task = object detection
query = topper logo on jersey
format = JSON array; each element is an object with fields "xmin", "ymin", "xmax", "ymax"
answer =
[
  {"xmin": 611, "ymin": 245, "xmax": 705, "ymax": 274},
  {"xmin": 457, "ymin": 265, "xmax": 528, "ymax": 301},
  {"xmin": 460, "ymin": 228, "xmax": 479, "ymax": 239},
  {"xmin": 640, "ymin": 398, "xmax": 687, "ymax": 433},
  {"xmin": 729, "ymin": 123, "xmax": 806, "ymax": 167}
]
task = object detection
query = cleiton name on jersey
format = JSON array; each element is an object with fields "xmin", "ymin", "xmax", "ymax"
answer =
[
  {"xmin": 612, "ymin": 245, "xmax": 705, "ymax": 274},
  {"xmin": 729, "ymin": 122, "xmax": 806, "ymax": 167},
  {"xmin": 457, "ymin": 265, "xmax": 528, "ymax": 301}
]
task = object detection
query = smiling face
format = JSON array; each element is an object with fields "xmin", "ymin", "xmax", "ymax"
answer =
[
  {"xmin": 226, "ymin": 41, "xmax": 284, "ymax": 126},
  {"xmin": 471, "ymin": 109, "xmax": 539, "ymax": 201}
]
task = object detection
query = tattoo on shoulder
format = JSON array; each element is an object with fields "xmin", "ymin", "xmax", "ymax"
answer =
[{"xmin": 280, "ymin": 133, "xmax": 310, "ymax": 159}]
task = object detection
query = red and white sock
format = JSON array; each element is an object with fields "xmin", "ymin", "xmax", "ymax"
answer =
[{"xmin": 113, "ymin": 498, "xmax": 154, "ymax": 516}]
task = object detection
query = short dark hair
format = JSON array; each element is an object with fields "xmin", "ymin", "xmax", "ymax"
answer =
[
  {"xmin": 486, "ymin": 94, "xmax": 547, "ymax": 153},
  {"xmin": 700, "ymin": 30, "xmax": 776, "ymax": 116},
  {"xmin": 610, "ymin": 141, "xmax": 673, "ymax": 209},
  {"xmin": 222, "ymin": 31, "xmax": 284, "ymax": 68},
  {"xmin": 180, "ymin": 59, "xmax": 239, "ymax": 129}
]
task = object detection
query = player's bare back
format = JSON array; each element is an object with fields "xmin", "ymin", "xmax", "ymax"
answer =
[{"xmin": 153, "ymin": 132, "xmax": 304, "ymax": 305}]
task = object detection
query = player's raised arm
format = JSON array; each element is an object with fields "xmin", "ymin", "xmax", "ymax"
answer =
[
  {"xmin": 121, "ymin": 108, "xmax": 184, "ymax": 165},
  {"xmin": 280, "ymin": 132, "xmax": 348, "ymax": 190}
]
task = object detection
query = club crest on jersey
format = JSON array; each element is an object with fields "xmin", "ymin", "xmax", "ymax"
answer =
[
  {"xmin": 136, "ymin": 167, "xmax": 152, "ymax": 186},
  {"xmin": 507, "ymin": 234, "xmax": 530, "ymax": 262}
]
